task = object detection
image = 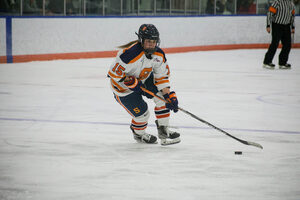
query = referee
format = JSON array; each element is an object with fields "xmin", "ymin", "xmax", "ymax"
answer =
[{"xmin": 263, "ymin": 0, "xmax": 295, "ymax": 69}]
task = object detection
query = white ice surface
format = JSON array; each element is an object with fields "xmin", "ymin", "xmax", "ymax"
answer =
[{"xmin": 0, "ymin": 49, "xmax": 300, "ymax": 200}]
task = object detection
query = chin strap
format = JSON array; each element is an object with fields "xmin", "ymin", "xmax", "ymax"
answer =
[
  {"xmin": 143, "ymin": 47, "xmax": 157, "ymax": 59},
  {"xmin": 145, "ymin": 53, "xmax": 152, "ymax": 59}
]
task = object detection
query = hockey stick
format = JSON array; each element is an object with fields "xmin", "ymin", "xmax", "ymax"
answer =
[{"xmin": 141, "ymin": 87, "xmax": 263, "ymax": 149}]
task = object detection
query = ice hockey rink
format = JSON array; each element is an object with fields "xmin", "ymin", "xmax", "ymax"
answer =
[{"xmin": 0, "ymin": 49, "xmax": 299, "ymax": 200}]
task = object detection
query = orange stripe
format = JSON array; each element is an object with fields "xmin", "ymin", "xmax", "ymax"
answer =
[
  {"xmin": 3, "ymin": 43, "xmax": 300, "ymax": 63},
  {"xmin": 132, "ymin": 119, "xmax": 147, "ymax": 125},
  {"xmin": 155, "ymin": 80, "xmax": 169, "ymax": 85},
  {"xmin": 292, "ymin": 9, "xmax": 295, "ymax": 15},
  {"xmin": 269, "ymin": 6, "xmax": 277, "ymax": 14},
  {"xmin": 155, "ymin": 76, "xmax": 168, "ymax": 81},
  {"xmin": 164, "ymin": 44, "xmax": 267, "ymax": 53},
  {"xmin": 111, "ymin": 79, "xmax": 126, "ymax": 93},
  {"xmin": 108, "ymin": 71, "xmax": 124, "ymax": 79},
  {"xmin": 115, "ymin": 95, "xmax": 134, "ymax": 117},
  {"xmin": 128, "ymin": 51, "xmax": 144, "ymax": 64},
  {"xmin": 155, "ymin": 106, "xmax": 167, "ymax": 111},
  {"xmin": 0, "ymin": 56, "xmax": 7, "ymax": 63},
  {"xmin": 153, "ymin": 52, "xmax": 165, "ymax": 62},
  {"xmin": 156, "ymin": 113, "xmax": 170, "ymax": 119},
  {"xmin": 12, "ymin": 51, "xmax": 117, "ymax": 63}
]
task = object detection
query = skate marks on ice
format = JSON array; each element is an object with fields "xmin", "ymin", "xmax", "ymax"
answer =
[
  {"xmin": 0, "ymin": 50, "xmax": 300, "ymax": 200},
  {"xmin": 257, "ymin": 91, "xmax": 300, "ymax": 108}
]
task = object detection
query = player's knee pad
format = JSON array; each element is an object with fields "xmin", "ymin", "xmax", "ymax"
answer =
[
  {"xmin": 153, "ymin": 92, "xmax": 165, "ymax": 107},
  {"xmin": 133, "ymin": 110, "xmax": 150, "ymax": 123},
  {"xmin": 153, "ymin": 93, "xmax": 170, "ymax": 127},
  {"xmin": 131, "ymin": 110, "xmax": 150, "ymax": 134}
]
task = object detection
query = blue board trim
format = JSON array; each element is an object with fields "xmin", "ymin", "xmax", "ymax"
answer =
[{"xmin": 6, "ymin": 17, "xmax": 13, "ymax": 63}]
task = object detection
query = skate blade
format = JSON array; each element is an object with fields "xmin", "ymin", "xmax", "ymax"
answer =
[
  {"xmin": 134, "ymin": 138, "xmax": 158, "ymax": 144},
  {"xmin": 263, "ymin": 65, "xmax": 275, "ymax": 69},
  {"xmin": 160, "ymin": 138, "xmax": 181, "ymax": 146}
]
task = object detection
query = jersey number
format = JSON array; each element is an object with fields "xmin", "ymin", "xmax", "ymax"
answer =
[{"xmin": 112, "ymin": 63, "xmax": 125, "ymax": 76}]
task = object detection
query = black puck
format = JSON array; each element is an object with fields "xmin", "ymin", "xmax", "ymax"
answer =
[{"xmin": 235, "ymin": 151, "xmax": 242, "ymax": 155}]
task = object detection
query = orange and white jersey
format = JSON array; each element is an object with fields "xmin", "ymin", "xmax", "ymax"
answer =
[{"xmin": 108, "ymin": 42, "xmax": 171, "ymax": 97}]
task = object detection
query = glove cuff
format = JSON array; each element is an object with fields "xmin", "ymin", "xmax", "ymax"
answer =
[
  {"xmin": 169, "ymin": 91, "xmax": 176, "ymax": 98},
  {"xmin": 124, "ymin": 76, "xmax": 138, "ymax": 89},
  {"xmin": 163, "ymin": 91, "xmax": 176, "ymax": 98},
  {"xmin": 163, "ymin": 91, "xmax": 176, "ymax": 103}
]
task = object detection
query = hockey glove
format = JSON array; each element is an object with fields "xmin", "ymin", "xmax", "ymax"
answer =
[
  {"xmin": 163, "ymin": 91, "xmax": 178, "ymax": 113},
  {"xmin": 124, "ymin": 76, "xmax": 143, "ymax": 93}
]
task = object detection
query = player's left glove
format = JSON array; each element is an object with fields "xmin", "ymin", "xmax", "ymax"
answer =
[
  {"xmin": 124, "ymin": 76, "xmax": 143, "ymax": 93},
  {"xmin": 163, "ymin": 91, "xmax": 178, "ymax": 113}
]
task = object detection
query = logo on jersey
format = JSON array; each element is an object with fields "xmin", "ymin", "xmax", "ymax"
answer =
[{"xmin": 153, "ymin": 58, "xmax": 161, "ymax": 62}]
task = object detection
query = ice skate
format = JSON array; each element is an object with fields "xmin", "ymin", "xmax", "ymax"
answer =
[
  {"xmin": 155, "ymin": 120, "xmax": 181, "ymax": 145},
  {"xmin": 279, "ymin": 63, "xmax": 291, "ymax": 69},
  {"xmin": 130, "ymin": 126, "xmax": 157, "ymax": 144},
  {"xmin": 263, "ymin": 63, "xmax": 275, "ymax": 69}
]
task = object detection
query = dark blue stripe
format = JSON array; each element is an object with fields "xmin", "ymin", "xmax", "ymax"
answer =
[
  {"xmin": 155, "ymin": 110, "xmax": 170, "ymax": 115},
  {"xmin": 131, "ymin": 123, "xmax": 148, "ymax": 128},
  {"xmin": 120, "ymin": 43, "xmax": 143, "ymax": 64},
  {"xmin": 0, "ymin": 117, "xmax": 299, "ymax": 135},
  {"xmin": 156, "ymin": 47, "xmax": 167, "ymax": 62},
  {"xmin": 6, "ymin": 17, "xmax": 13, "ymax": 63}
]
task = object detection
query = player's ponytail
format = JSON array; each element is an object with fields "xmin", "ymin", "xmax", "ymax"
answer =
[{"xmin": 118, "ymin": 40, "xmax": 139, "ymax": 49}]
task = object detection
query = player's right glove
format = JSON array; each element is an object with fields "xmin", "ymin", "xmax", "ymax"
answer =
[
  {"xmin": 163, "ymin": 91, "xmax": 178, "ymax": 113},
  {"xmin": 124, "ymin": 76, "xmax": 143, "ymax": 93}
]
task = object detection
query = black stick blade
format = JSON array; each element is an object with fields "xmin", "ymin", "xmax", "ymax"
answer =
[{"xmin": 246, "ymin": 141, "xmax": 263, "ymax": 149}]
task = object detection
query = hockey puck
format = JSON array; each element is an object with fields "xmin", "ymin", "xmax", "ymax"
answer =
[{"xmin": 234, "ymin": 151, "xmax": 242, "ymax": 155}]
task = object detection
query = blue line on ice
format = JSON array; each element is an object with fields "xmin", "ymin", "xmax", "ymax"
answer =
[{"xmin": 1, "ymin": 117, "xmax": 299, "ymax": 135}]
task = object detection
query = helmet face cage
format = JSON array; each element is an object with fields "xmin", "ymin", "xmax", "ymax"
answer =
[{"xmin": 136, "ymin": 24, "xmax": 160, "ymax": 54}]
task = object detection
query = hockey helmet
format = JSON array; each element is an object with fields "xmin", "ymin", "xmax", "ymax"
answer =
[
  {"xmin": 136, "ymin": 24, "xmax": 160, "ymax": 55},
  {"xmin": 137, "ymin": 24, "xmax": 160, "ymax": 42}
]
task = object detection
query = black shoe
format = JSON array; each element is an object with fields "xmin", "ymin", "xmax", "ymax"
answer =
[
  {"xmin": 279, "ymin": 63, "xmax": 291, "ymax": 69},
  {"xmin": 130, "ymin": 126, "xmax": 157, "ymax": 144},
  {"xmin": 263, "ymin": 63, "xmax": 275, "ymax": 69}
]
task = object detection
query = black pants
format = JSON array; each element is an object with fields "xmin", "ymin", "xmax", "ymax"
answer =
[{"xmin": 263, "ymin": 23, "xmax": 291, "ymax": 65}]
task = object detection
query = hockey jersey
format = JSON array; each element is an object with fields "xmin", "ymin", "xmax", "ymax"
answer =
[{"xmin": 108, "ymin": 42, "xmax": 171, "ymax": 97}]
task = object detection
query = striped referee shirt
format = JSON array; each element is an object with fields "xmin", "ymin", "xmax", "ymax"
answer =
[{"xmin": 267, "ymin": 0, "xmax": 295, "ymax": 28}]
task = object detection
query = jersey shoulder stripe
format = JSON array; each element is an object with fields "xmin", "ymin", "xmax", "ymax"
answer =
[
  {"xmin": 120, "ymin": 43, "xmax": 144, "ymax": 64},
  {"xmin": 153, "ymin": 47, "xmax": 167, "ymax": 63}
]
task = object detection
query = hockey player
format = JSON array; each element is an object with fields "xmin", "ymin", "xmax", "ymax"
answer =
[{"xmin": 107, "ymin": 24, "xmax": 180, "ymax": 145}]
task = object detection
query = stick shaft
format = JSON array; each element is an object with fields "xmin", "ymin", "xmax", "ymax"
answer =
[{"xmin": 141, "ymin": 87, "xmax": 263, "ymax": 149}]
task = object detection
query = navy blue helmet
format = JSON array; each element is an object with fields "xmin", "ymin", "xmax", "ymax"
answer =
[
  {"xmin": 137, "ymin": 24, "xmax": 160, "ymax": 43},
  {"xmin": 136, "ymin": 24, "xmax": 160, "ymax": 56}
]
